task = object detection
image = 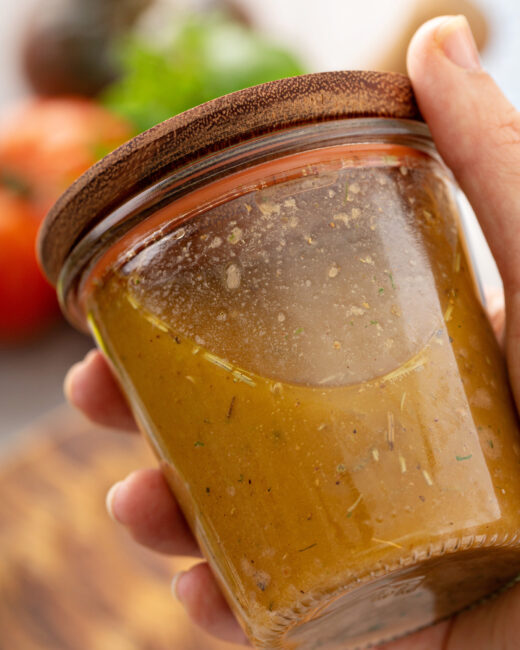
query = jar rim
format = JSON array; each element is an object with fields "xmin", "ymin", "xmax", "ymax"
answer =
[{"xmin": 37, "ymin": 70, "xmax": 422, "ymax": 286}]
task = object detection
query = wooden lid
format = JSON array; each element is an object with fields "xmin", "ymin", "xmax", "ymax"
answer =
[{"xmin": 38, "ymin": 70, "xmax": 422, "ymax": 285}]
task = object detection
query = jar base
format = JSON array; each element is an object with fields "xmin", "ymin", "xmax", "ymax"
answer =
[{"xmin": 268, "ymin": 543, "xmax": 520, "ymax": 650}]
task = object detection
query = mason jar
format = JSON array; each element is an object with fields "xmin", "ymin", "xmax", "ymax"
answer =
[{"xmin": 38, "ymin": 71, "xmax": 520, "ymax": 650}]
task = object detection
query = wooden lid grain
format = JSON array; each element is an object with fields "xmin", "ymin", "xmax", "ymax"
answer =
[{"xmin": 38, "ymin": 71, "xmax": 422, "ymax": 285}]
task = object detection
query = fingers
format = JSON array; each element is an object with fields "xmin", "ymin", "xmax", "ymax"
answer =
[
  {"xmin": 108, "ymin": 470, "xmax": 247, "ymax": 644},
  {"xmin": 485, "ymin": 287, "xmax": 506, "ymax": 346},
  {"xmin": 106, "ymin": 468, "xmax": 200, "ymax": 557},
  {"xmin": 64, "ymin": 349, "xmax": 137, "ymax": 431},
  {"xmin": 407, "ymin": 16, "xmax": 520, "ymax": 293},
  {"xmin": 107, "ymin": 470, "xmax": 248, "ymax": 644},
  {"xmin": 173, "ymin": 563, "xmax": 249, "ymax": 646},
  {"xmin": 376, "ymin": 618, "xmax": 451, "ymax": 649},
  {"xmin": 441, "ymin": 581, "xmax": 520, "ymax": 650},
  {"xmin": 407, "ymin": 16, "xmax": 520, "ymax": 404}
]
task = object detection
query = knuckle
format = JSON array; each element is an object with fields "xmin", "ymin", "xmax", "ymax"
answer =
[
  {"xmin": 480, "ymin": 108, "xmax": 520, "ymax": 189},
  {"xmin": 492, "ymin": 108, "xmax": 520, "ymax": 152}
]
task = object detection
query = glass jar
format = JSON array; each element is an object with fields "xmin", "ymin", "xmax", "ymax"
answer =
[{"xmin": 39, "ymin": 72, "xmax": 520, "ymax": 650}]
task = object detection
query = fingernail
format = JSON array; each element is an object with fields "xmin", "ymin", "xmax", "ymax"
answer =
[
  {"xmin": 171, "ymin": 571, "xmax": 186, "ymax": 601},
  {"xmin": 436, "ymin": 15, "xmax": 481, "ymax": 70},
  {"xmin": 106, "ymin": 481, "xmax": 124, "ymax": 522}
]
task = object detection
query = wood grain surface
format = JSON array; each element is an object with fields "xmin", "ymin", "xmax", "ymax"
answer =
[{"xmin": 0, "ymin": 406, "xmax": 236, "ymax": 650}]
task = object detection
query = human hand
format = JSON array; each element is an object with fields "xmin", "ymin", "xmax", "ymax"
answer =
[{"xmin": 65, "ymin": 15, "xmax": 520, "ymax": 649}]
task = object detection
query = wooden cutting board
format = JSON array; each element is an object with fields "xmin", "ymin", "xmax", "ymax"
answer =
[{"xmin": 0, "ymin": 405, "xmax": 237, "ymax": 650}]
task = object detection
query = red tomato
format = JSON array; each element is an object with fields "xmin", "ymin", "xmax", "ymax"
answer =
[
  {"xmin": 0, "ymin": 190, "xmax": 59, "ymax": 342},
  {"xmin": 0, "ymin": 97, "xmax": 133, "ymax": 213},
  {"xmin": 0, "ymin": 97, "xmax": 132, "ymax": 342}
]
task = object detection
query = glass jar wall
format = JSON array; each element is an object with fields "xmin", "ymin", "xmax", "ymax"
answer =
[{"xmin": 68, "ymin": 120, "xmax": 520, "ymax": 649}]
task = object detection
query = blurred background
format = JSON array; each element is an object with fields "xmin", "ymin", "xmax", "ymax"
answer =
[{"xmin": 0, "ymin": 1, "xmax": 518, "ymax": 648}]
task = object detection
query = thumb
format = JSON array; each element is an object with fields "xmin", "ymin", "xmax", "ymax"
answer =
[
  {"xmin": 407, "ymin": 15, "xmax": 520, "ymax": 294},
  {"xmin": 407, "ymin": 15, "xmax": 520, "ymax": 404}
]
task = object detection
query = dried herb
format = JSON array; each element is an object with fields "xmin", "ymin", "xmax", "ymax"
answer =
[
  {"xmin": 387, "ymin": 411, "xmax": 395, "ymax": 450},
  {"xmin": 227, "ymin": 396, "xmax": 236, "ymax": 419},
  {"xmin": 456, "ymin": 454, "xmax": 472, "ymax": 461},
  {"xmin": 298, "ymin": 543, "xmax": 317, "ymax": 553},
  {"xmin": 194, "ymin": 440, "xmax": 205, "ymax": 447},
  {"xmin": 347, "ymin": 494, "xmax": 363, "ymax": 515}
]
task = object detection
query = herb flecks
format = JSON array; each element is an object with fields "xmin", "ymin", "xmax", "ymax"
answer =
[
  {"xmin": 226, "ymin": 396, "xmax": 236, "ymax": 419},
  {"xmin": 194, "ymin": 440, "xmax": 205, "ymax": 447},
  {"xmin": 298, "ymin": 543, "xmax": 317, "ymax": 553},
  {"xmin": 386, "ymin": 271, "xmax": 396, "ymax": 290},
  {"xmin": 346, "ymin": 494, "xmax": 363, "ymax": 515},
  {"xmin": 422, "ymin": 469, "xmax": 434, "ymax": 486},
  {"xmin": 456, "ymin": 454, "xmax": 473, "ymax": 461},
  {"xmin": 387, "ymin": 411, "xmax": 395, "ymax": 450},
  {"xmin": 444, "ymin": 304, "xmax": 454, "ymax": 323},
  {"xmin": 454, "ymin": 252, "xmax": 461, "ymax": 273}
]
